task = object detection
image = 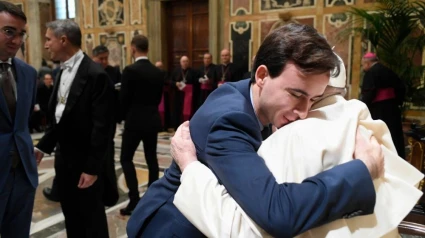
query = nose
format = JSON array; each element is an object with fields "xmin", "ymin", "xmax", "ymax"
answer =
[
  {"xmin": 11, "ymin": 35, "xmax": 23, "ymax": 45},
  {"xmin": 293, "ymin": 101, "xmax": 310, "ymax": 120}
]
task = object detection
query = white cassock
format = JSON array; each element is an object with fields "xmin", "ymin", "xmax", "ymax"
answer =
[{"xmin": 173, "ymin": 95, "xmax": 424, "ymax": 238}]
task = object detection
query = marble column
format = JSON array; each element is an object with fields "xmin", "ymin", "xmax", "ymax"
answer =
[{"xmin": 24, "ymin": 0, "xmax": 52, "ymax": 69}]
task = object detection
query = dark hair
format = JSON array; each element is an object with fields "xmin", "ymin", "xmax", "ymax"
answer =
[
  {"xmin": 0, "ymin": 1, "xmax": 26, "ymax": 23},
  {"xmin": 92, "ymin": 45, "xmax": 109, "ymax": 56},
  {"xmin": 131, "ymin": 35, "xmax": 149, "ymax": 52},
  {"xmin": 251, "ymin": 23, "xmax": 340, "ymax": 83},
  {"xmin": 46, "ymin": 19, "xmax": 82, "ymax": 47},
  {"xmin": 41, "ymin": 58, "xmax": 47, "ymax": 66}
]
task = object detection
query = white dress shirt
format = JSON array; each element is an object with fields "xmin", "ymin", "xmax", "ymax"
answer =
[
  {"xmin": 134, "ymin": 56, "xmax": 148, "ymax": 62},
  {"xmin": 55, "ymin": 50, "xmax": 84, "ymax": 123}
]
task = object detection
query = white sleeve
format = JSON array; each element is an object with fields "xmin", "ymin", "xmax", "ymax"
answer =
[{"xmin": 173, "ymin": 161, "xmax": 263, "ymax": 238}]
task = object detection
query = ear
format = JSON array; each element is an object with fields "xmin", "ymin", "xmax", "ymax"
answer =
[
  {"xmin": 255, "ymin": 65, "xmax": 269, "ymax": 89},
  {"xmin": 60, "ymin": 35, "xmax": 67, "ymax": 45}
]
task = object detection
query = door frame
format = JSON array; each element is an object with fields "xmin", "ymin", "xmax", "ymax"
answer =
[{"xmin": 147, "ymin": 0, "xmax": 223, "ymax": 69}]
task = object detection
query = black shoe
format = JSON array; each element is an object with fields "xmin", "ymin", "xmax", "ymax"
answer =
[
  {"xmin": 43, "ymin": 187, "xmax": 60, "ymax": 202},
  {"xmin": 120, "ymin": 199, "xmax": 139, "ymax": 216}
]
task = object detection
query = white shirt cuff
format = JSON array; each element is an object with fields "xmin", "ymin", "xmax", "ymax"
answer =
[{"xmin": 34, "ymin": 147, "xmax": 49, "ymax": 155}]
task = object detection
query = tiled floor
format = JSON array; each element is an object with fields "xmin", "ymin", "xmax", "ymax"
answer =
[{"xmin": 30, "ymin": 124, "xmax": 173, "ymax": 238}]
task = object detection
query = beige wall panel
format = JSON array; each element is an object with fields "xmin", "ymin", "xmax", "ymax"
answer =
[{"xmin": 230, "ymin": 0, "xmax": 252, "ymax": 15}]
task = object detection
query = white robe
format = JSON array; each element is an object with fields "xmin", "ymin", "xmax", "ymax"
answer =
[{"xmin": 173, "ymin": 95, "xmax": 423, "ymax": 238}]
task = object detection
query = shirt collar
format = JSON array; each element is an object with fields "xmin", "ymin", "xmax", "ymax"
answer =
[
  {"xmin": 0, "ymin": 58, "xmax": 12, "ymax": 65},
  {"xmin": 135, "ymin": 56, "xmax": 148, "ymax": 62},
  {"xmin": 249, "ymin": 84, "xmax": 264, "ymax": 131},
  {"xmin": 61, "ymin": 50, "xmax": 84, "ymax": 70}
]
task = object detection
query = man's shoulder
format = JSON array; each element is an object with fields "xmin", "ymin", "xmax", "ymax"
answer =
[
  {"xmin": 13, "ymin": 58, "xmax": 36, "ymax": 74},
  {"xmin": 126, "ymin": 60, "xmax": 160, "ymax": 73},
  {"xmin": 191, "ymin": 81, "xmax": 255, "ymax": 132}
]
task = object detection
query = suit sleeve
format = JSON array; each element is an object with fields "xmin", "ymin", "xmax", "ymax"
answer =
[
  {"xmin": 361, "ymin": 72, "xmax": 376, "ymax": 106},
  {"xmin": 83, "ymin": 71, "xmax": 113, "ymax": 175},
  {"xmin": 174, "ymin": 161, "xmax": 262, "ymax": 238},
  {"xmin": 115, "ymin": 66, "xmax": 122, "ymax": 84},
  {"xmin": 204, "ymin": 111, "xmax": 376, "ymax": 237}
]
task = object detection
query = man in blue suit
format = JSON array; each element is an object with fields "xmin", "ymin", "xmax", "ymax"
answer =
[
  {"xmin": 0, "ymin": 2, "xmax": 38, "ymax": 237},
  {"xmin": 127, "ymin": 23, "xmax": 384, "ymax": 238}
]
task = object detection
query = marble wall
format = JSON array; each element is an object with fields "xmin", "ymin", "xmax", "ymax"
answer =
[{"xmin": 77, "ymin": 0, "xmax": 147, "ymax": 69}]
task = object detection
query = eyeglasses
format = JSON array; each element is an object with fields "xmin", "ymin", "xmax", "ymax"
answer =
[{"xmin": 1, "ymin": 28, "xmax": 27, "ymax": 41}]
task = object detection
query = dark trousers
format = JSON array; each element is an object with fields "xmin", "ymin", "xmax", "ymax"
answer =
[
  {"xmin": 163, "ymin": 91, "xmax": 172, "ymax": 131},
  {"xmin": 55, "ymin": 159, "xmax": 108, "ymax": 238},
  {"xmin": 120, "ymin": 129, "xmax": 158, "ymax": 199},
  {"xmin": 0, "ymin": 163, "xmax": 35, "ymax": 238}
]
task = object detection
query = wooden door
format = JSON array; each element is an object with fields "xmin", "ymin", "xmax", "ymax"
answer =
[{"xmin": 166, "ymin": 0, "xmax": 209, "ymax": 72}]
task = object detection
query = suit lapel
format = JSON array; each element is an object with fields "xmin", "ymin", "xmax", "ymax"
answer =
[
  {"xmin": 62, "ymin": 55, "xmax": 89, "ymax": 119},
  {"xmin": 14, "ymin": 59, "xmax": 27, "ymax": 125},
  {"xmin": 0, "ymin": 58, "xmax": 23, "ymax": 124},
  {"xmin": 48, "ymin": 69, "xmax": 62, "ymax": 121}
]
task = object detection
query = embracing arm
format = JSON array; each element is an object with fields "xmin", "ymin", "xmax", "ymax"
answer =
[
  {"xmin": 203, "ymin": 112, "xmax": 376, "ymax": 237},
  {"xmin": 174, "ymin": 161, "xmax": 263, "ymax": 238}
]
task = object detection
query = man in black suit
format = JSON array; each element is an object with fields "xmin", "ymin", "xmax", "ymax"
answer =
[
  {"xmin": 92, "ymin": 45, "xmax": 120, "ymax": 207},
  {"xmin": 119, "ymin": 35, "xmax": 164, "ymax": 216},
  {"xmin": 34, "ymin": 19, "xmax": 113, "ymax": 238},
  {"xmin": 30, "ymin": 73, "xmax": 54, "ymax": 133},
  {"xmin": 170, "ymin": 56, "xmax": 200, "ymax": 130},
  {"xmin": 361, "ymin": 52, "xmax": 405, "ymax": 159},
  {"xmin": 216, "ymin": 48, "xmax": 243, "ymax": 86},
  {"xmin": 198, "ymin": 52, "xmax": 217, "ymax": 106}
]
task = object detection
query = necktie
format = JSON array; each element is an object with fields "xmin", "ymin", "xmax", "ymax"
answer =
[{"xmin": 0, "ymin": 63, "xmax": 16, "ymax": 121}]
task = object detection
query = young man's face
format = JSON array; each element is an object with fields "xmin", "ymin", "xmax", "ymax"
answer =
[
  {"xmin": 0, "ymin": 12, "xmax": 26, "ymax": 61},
  {"xmin": 44, "ymin": 28, "xmax": 65, "ymax": 62},
  {"xmin": 256, "ymin": 62, "xmax": 329, "ymax": 129}
]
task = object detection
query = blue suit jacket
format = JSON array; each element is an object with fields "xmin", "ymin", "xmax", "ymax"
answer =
[
  {"xmin": 127, "ymin": 79, "xmax": 376, "ymax": 238},
  {"xmin": 0, "ymin": 58, "xmax": 38, "ymax": 191}
]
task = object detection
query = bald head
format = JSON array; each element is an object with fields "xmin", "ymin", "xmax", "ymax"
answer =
[
  {"xmin": 180, "ymin": 56, "xmax": 189, "ymax": 69},
  {"xmin": 155, "ymin": 61, "xmax": 164, "ymax": 70},
  {"xmin": 220, "ymin": 49, "xmax": 231, "ymax": 65}
]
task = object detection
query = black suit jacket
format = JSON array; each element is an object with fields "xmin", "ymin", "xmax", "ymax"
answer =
[
  {"xmin": 198, "ymin": 63, "xmax": 218, "ymax": 88},
  {"xmin": 170, "ymin": 67, "xmax": 201, "ymax": 113},
  {"xmin": 36, "ymin": 54, "xmax": 114, "ymax": 176},
  {"xmin": 120, "ymin": 59, "xmax": 164, "ymax": 131},
  {"xmin": 36, "ymin": 83, "xmax": 53, "ymax": 113},
  {"xmin": 361, "ymin": 62, "xmax": 405, "ymax": 106},
  {"xmin": 104, "ymin": 65, "xmax": 121, "ymax": 123},
  {"xmin": 216, "ymin": 62, "xmax": 243, "ymax": 83}
]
